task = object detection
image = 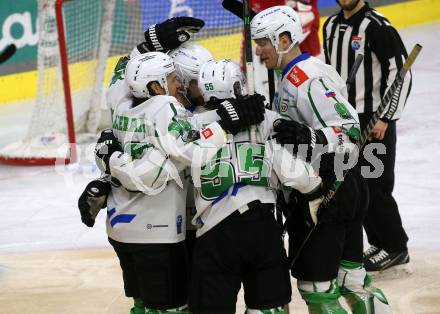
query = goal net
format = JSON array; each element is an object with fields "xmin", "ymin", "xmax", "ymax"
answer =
[{"xmin": 0, "ymin": 0, "xmax": 243, "ymax": 165}]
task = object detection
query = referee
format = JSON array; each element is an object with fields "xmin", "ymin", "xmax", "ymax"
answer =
[{"xmin": 323, "ymin": 0, "xmax": 412, "ymax": 275}]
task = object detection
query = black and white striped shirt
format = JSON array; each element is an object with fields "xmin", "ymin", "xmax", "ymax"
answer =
[{"xmin": 323, "ymin": 3, "xmax": 412, "ymax": 121}]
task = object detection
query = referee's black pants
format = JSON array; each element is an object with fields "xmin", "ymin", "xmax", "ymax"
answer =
[{"xmin": 359, "ymin": 112, "xmax": 409, "ymax": 253}]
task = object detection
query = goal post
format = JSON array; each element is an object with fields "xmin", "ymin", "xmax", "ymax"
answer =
[{"xmin": 0, "ymin": 0, "xmax": 243, "ymax": 166}]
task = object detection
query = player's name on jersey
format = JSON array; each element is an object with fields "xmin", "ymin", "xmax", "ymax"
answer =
[{"xmin": 112, "ymin": 114, "xmax": 147, "ymax": 133}]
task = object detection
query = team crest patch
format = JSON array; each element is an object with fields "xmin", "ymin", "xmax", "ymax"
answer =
[
  {"xmin": 287, "ymin": 66, "xmax": 309, "ymax": 87},
  {"xmin": 351, "ymin": 36, "xmax": 362, "ymax": 50},
  {"xmin": 334, "ymin": 102, "xmax": 353, "ymax": 119}
]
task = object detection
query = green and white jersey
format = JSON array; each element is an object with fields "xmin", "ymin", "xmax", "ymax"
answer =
[
  {"xmin": 192, "ymin": 109, "xmax": 321, "ymax": 237},
  {"xmin": 274, "ymin": 53, "xmax": 360, "ymax": 152},
  {"xmin": 104, "ymin": 77, "xmax": 226, "ymax": 244}
]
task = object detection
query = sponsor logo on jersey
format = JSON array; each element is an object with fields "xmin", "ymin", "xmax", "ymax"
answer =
[
  {"xmin": 351, "ymin": 36, "xmax": 362, "ymax": 50},
  {"xmin": 202, "ymin": 127, "xmax": 213, "ymax": 139},
  {"xmin": 325, "ymin": 91, "xmax": 336, "ymax": 98},
  {"xmin": 176, "ymin": 215, "xmax": 183, "ymax": 234},
  {"xmin": 280, "ymin": 99, "xmax": 289, "ymax": 112},
  {"xmin": 287, "ymin": 66, "xmax": 309, "ymax": 87},
  {"xmin": 146, "ymin": 224, "xmax": 169, "ymax": 230},
  {"xmin": 334, "ymin": 103, "xmax": 353, "ymax": 119}
]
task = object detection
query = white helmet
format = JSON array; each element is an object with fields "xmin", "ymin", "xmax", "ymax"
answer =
[
  {"xmin": 198, "ymin": 59, "xmax": 246, "ymax": 103},
  {"xmin": 125, "ymin": 52, "xmax": 175, "ymax": 98},
  {"xmin": 251, "ymin": 6, "xmax": 303, "ymax": 66},
  {"xmin": 169, "ymin": 43, "xmax": 214, "ymax": 89}
]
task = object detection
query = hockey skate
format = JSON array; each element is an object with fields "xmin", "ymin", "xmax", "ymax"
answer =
[
  {"xmin": 365, "ymin": 249, "xmax": 412, "ymax": 279},
  {"xmin": 363, "ymin": 245, "xmax": 380, "ymax": 261}
]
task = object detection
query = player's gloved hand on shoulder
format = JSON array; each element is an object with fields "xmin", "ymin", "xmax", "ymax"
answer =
[
  {"xmin": 95, "ymin": 129, "xmax": 123, "ymax": 174},
  {"xmin": 78, "ymin": 178, "xmax": 111, "ymax": 227},
  {"xmin": 273, "ymin": 119, "xmax": 327, "ymax": 147},
  {"xmin": 143, "ymin": 17, "xmax": 205, "ymax": 52},
  {"xmin": 216, "ymin": 93, "xmax": 266, "ymax": 135}
]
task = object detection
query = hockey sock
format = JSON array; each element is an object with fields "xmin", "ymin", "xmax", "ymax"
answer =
[
  {"xmin": 338, "ymin": 260, "xmax": 392, "ymax": 314},
  {"xmin": 246, "ymin": 307, "xmax": 285, "ymax": 313},
  {"xmin": 130, "ymin": 298, "xmax": 145, "ymax": 314},
  {"xmin": 298, "ymin": 279, "xmax": 347, "ymax": 314}
]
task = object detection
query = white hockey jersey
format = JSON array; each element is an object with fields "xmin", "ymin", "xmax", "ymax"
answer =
[
  {"xmin": 104, "ymin": 75, "xmax": 226, "ymax": 244},
  {"xmin": 274, "ymin": 52, "xmax": 360, "ymax": 152},
  {"xmin": 192, "ymin": 109, "xmax": 322, "ymax": 237}
]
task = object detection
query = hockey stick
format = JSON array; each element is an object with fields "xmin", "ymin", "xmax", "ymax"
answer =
[
  {"xmin": 222, "ymin": 0, "xmax": 257, "ymax": 19},
  {"xmin": 289, "ymin": 43, "xmax": 422, "ymax": 267},
  {"xmin": 242, "ymin": 0, "xmax": 257, "ymax": 143},
  {"xmin": 346, "ymin": 54, "xmax": 364, "ymax": 93},
  {"xmin": 222, "ymin": 0, "xmax": 276, "ymax": 109},
  {"xmin": 0, "ymin": 44, "xmax": 16, "ymax": 64}
]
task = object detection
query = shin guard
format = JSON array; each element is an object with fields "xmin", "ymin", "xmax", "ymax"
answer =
[
  {"xmin": 145, "ymin": 305, "xmax": 189, "ymax": 313},
  {"xmin": 338, "ymin": 260, "xmax": 392, "ymax": 314},
  {"xmin": 130, "ymin": 298, "xmax": 145, "ymax": 314},
  {"xmin": 298, "ymin": 280, "xmax": 347, "ymax": 314}
]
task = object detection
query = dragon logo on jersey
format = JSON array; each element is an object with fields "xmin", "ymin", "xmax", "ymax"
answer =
[
  {"xmin": 110, "ymin": 56, "xmax": 129, "ymax": 85},
  {"xmin": 351, "ymin": 36, "xmax": 362, "ymax": 51},
  {"xmin": 335, "ymin": 103, "xmax": 353, "ymax": 120}
]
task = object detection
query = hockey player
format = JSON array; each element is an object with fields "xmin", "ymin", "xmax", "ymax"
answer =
[
  {"xmin": 168, "ymin": 42, "xmax": 215, "ymax": 265},
  {"xmin": 169, "ymin": 43, "xmax": 214, "ymax": 109},
  {"xmin": 188, "ymin": 59, "xmax": 327, "ymax": 314},
  {"xmin": 251, "ymin": 6, "xmax": 392, "ymax": 313}
]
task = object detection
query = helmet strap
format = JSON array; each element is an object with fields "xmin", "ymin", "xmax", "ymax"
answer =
[{"xmin": 276, "ymin": 41, "xmax": 296, "ymax": 68}]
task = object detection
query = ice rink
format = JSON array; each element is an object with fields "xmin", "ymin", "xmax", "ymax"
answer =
[{"xmin": 0, "ymin": 22, "xmax": 439, "ymax": 313}]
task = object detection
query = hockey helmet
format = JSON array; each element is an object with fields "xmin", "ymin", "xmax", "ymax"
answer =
[
  {"xmin": 198, "ymin": 59, "xmax": 246, "ymax": 103},
  {"xmin": 251, "ymin": 5, "xmax": 304, "ymax": 52},
  {"xmin": 169, "ymin": 43, "xmax": 214, "ymax": 90},
  {"xmin": 125, "ymin": 52, "xmax": 175, "ymax": 98}
]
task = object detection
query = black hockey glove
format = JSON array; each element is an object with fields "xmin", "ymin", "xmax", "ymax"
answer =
[
  {"xmin": 95, "ymin": 129, "xmax": 122, "ymax": 174},
  {"xmin": 273, "ymin": 119, "xmax": 327, "ymax": 160},
  {"xmin": 144, "ymin": 17, "xmax": 205, "ymax": 52},
  {"xmin": 291, "ymin": 183, "xmax": 327, "ymax": 227},
  {"xmin": 78, "ymin": 178, "xmax": 111, "ymax": 227},
  {"xmin": 273, "ymin": 119, "xmax": 327, "ymax": 147},
  {"xmin": 216, "ymin": 93, "xmax": 266, "ymax": 135}
]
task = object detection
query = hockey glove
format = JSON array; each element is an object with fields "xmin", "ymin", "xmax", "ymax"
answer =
[
  {"xmin": 216, "ymin": 93, "xmax": 266, "ymax": 135},
  {"xmin": 144, "ymin": 17, "xmax": 205, "ymax": 52},
  {"xmin": 95, "ymin": 129, "xmax": 123, "ymax": 174},
  {"xmin": 273, "ymin": 119, "xmax": 327, "ymax": 147},
  {"xmin": 78, "ymin": 178, "xmax": 111, "ymax": 227},
  {"xmin": 296, "ymin": 183, "xmax": 326, "ymax": 227},
  {"xmin": 273, "ymin": 119, "xmax": 327, "ymax": 160}
]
